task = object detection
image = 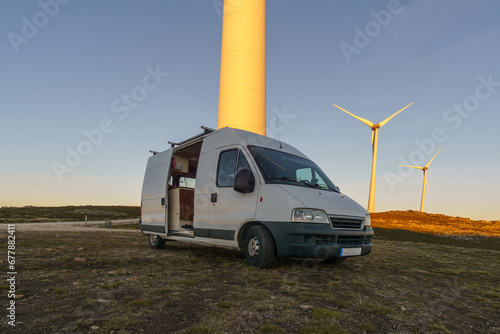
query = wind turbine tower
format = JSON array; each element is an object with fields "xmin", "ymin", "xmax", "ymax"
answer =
[
  {"xmin": 217, "ymin": 0, "xmax": 266, "ymax": 136},
  {"xmin": 399, "ymin": 147, "xmax": 443, "ymax": 212},
  {"xmin": 332, "ymin": 103, "xmax": 414, "ymax": 213}
]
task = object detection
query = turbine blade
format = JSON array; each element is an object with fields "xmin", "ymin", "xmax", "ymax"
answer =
[
  {"xmin": 379, "ymin": 102, "xmax": 414, "ymax": 127},
  {"xmin": 425, "ymin": 176, "xmax": 430, "ymax": 194},
  {"xmin": 332, "ymin": 104, "xmax": 374, "ymax": 128},
  {"xmin": 425, "ymin": 147, "xmax": 443, "ymax": 168},
  {"xmin": 398, "ymin": 164, "xmax": 424, "ymax": 169},
  {"xmin": 371, "ymin": 130, "xmax": 374, "ymax": 146}
]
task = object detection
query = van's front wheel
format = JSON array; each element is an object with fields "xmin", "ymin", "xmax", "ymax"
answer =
[
  {"xmin": 148, "ymin": 234, "xmax": 165, "ymax": 249},
  {"xmin": 244, "ymin": 225, "xmax": 275, "ymax": 269}
]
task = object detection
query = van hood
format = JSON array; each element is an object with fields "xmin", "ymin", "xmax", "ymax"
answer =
[{"xmin": 278, "ymin": 185, "xmax": 368, "ymax": 218}]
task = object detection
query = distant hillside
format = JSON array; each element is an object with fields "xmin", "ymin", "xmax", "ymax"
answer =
[
  {"xmin": 0, "ymin": 206, "xmax": 140, "ymax": 223},
  {"xmin": 2, "ymin": 206, "xmax": 499, "ymax": 238},
  {"xmin": 372, "ymin": 210, "xmax": 500, "ymax": 238}
]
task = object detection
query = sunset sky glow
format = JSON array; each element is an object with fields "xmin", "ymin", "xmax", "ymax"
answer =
[{"xmin": 1, "ymin": 0, "xmax": 499, "ymax": 220}]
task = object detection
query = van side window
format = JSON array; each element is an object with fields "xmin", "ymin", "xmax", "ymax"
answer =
[
  {"xmin": 217, "ymin": 150, "xmax": 238, "ymax": 187},
  {"xmin": 217, "ymin": 149, "xmax": 252, "ymax": 187}
]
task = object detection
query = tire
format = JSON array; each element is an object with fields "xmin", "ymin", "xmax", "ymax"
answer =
[
  {"xmin": 323, "ymin": 257, "xmax": 346, "ymax": 265},
  {"xmin": 148, "ymin": 234, "xmax": 165, "ymax": 249},
  {"xmin": 244, "ymin": 225, "xmax": 275, "ymax": 269}
]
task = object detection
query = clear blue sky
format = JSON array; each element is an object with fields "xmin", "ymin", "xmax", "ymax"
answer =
[{"xmin": 1, "ymin": 0, "xmax": 499, "ymax": 220}]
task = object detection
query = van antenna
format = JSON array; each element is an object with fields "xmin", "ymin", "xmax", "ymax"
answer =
[{"xmin": 276, "ymin": 116, "xmax": 283, "ymax": 149}]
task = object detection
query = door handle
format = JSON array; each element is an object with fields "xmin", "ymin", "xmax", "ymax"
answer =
[{"xmin": 211, "ymin": 193, "xmax": 217, "ymax": 203}]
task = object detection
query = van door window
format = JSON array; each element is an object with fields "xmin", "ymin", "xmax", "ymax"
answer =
[
  {"xmin": 217, "ymin": 149, "xmax": 252, "ymax": 187},
  {"xmin": 217, "ymin": 150, "xmax": 238, "ymax": 187},
  {"xmin": 237, "ymin": 150, "xmax": 250, "ymax": 173}
]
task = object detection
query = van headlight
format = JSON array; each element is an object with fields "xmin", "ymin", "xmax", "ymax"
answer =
[
  {"xmin": 292, "ymin": 209, "xmax": 329, "ymax": 224},
  {"xmin": 364, "ymin": 214, "xmax": 371, "ymax": 227}
]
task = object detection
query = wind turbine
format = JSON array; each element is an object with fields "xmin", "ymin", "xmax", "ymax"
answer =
[
  {"xmin": 399, "ymin": 147, "xmax": 443, "ymax": 212},
  {"xmin": 332, "ymin": 102, "xmax": 414, "ymax": 213}
]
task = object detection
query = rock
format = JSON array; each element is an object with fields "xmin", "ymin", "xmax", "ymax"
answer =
[
  {"xmin": 91, "ymin": 325, "xmax": 99, "ymax": 330},
  {"xmin": 97, "ymin": 299, "xmax": 110, "ymax": 304},
  {"xmin": 74, "ymin": 257, "xmax": 86, "ymax": 262}
]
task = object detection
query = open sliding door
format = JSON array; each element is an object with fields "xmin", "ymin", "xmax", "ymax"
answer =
[{"xmin": 141, "ymin": 148, "xmax": 173, "ymax": 234}]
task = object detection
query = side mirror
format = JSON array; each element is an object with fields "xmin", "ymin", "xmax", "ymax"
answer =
[{"xmin": 233, "ymin": 169, "xmax": 255, "ymax": 194}]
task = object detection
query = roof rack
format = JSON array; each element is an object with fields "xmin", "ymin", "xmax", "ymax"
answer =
[{"xmin": 168, "ymin": 126, "xmax": 216, "ymax": 148}]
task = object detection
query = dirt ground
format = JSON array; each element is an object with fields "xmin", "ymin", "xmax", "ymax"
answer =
[{"xmin": 1, "ymin": 223, "xmax": 499, "ymax": 334}]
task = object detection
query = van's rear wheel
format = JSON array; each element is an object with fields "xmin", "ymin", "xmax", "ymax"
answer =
[
  {"xmin": 244, "ymin": 225, "xmax": 275, "ymax": 269},
  {"xmin": 148, "ymin": 234, "xmax": 165, "ymax": 249}
]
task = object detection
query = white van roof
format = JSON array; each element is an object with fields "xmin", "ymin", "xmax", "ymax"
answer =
[{"xmin": 200, "ymin": 127, "xmax": 309, "ymax": 160}]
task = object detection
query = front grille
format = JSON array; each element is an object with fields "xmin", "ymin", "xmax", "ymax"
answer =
[
  {"xmin": 337, "ymin": 236, "xmax": 363, "ymax": 246},
  {"xmin": 329, "ymin": 216, "xmax": 364, "ymax": 230}
]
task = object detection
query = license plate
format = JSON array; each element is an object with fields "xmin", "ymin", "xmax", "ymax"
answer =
[{"xmin": 340, "ymin": 247, "xmax": 362, "ymax": 257}]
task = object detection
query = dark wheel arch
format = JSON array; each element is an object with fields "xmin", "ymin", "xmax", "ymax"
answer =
[{"xmin": 237, "ymin": 222, "xmax": 274, "ymax": 249}]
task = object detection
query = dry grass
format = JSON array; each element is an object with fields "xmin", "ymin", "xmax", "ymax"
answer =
[
  {"xmin": 0, "ymin": 209, "xmax": 499, "ymax": 333},
  {"xmin": 1, "ymin": 228, "xmax": 498, "ymax": 333},
  {"xmin": 0, "ymin": 205, "xmax": 140, "ymax": 223},
  {"xmin": 372, "ymin": 210, "xmax": 500, "ymax": 237}
]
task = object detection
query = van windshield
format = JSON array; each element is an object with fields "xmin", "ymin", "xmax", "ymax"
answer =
[{"xmin": 248, "ymin": 146, "xmax": 340, "ymax": 192}]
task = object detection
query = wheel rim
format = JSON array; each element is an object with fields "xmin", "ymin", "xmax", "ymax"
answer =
[
  {"xmin": 150, "ymin": 235, "xmax": 158, "ymax": 245},
  {"xmin": 247, "ymin": 234, "xmax": 259, "ymax": 259}
]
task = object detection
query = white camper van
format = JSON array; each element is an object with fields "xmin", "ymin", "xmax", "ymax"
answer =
[{"xmin": 140, "ymin": 126, "xmax": 373, "ymax": 268}]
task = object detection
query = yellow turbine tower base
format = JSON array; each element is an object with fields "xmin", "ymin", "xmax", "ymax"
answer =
[{"xmin": 217, "ymin": 0, "xmax": 266, "ymax": 136}]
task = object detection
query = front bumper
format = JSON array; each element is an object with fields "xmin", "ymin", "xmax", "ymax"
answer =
[{"xmin": 262, "ymin": 221, "xmax": 373, "ymax": 259}]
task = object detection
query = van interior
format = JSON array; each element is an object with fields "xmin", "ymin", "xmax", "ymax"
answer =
[{"xmin": 167, "ymin": 141, "xmax": 202, "ymax": 235}]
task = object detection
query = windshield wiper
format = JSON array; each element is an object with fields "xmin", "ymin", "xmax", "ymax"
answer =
[
  {"xmin": 326, "ymin": 185, "xmax": 341, "ymax": 193},
  {"xmin": 270, "ymin": 177, "xmax": 320, "ymax": 190},
  {"xmin": 300, "ymin": 180, "xmax": 341, "ymax": 193},
  {"xmin": 269, "ymin": 177, "xmax": 299, "ymax": 183},
  {"xmin": 270, "ymin": 177, "xmax": 340, "ymax": 193},
  {"xmin": 297, "ymin": 180, "xmax": 322, "ymax": 189}
]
